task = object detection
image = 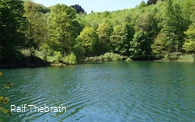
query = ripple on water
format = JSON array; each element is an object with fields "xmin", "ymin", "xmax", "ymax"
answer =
[{"xmin": 0, "ymin": 62, "xmax": 195, "ymax": 121}]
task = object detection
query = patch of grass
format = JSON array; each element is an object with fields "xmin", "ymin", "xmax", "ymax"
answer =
[
  {"xmin": 85, "ymin": 52, "xmax": 125, "ymax": 62},
  {"xmin": 162, "ymin": 52, "xmax": 180, "ymax": 61},
  {"xmin": 35, "ymin": 50, "xmax": 78, "ymax": 65},
  {"xmin": 178, "ymin": 54, "xmax": 194, "ymax": 62},
  {"xmin": 35, "ymin": 50, "xmax": 60, "ymax": 63},
  {"xmin": 162, "ymin": 53, "xmax": 194, "ymax": 62}
]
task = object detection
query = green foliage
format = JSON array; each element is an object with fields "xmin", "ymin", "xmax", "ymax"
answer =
[
  {"xmin": 86, "ymin": 52, "xmax": 124, "ymax": 62},
  {"xmin": 110, "ymin": 25, "xmax": 124, "ymax": 54},
  {"xmin": 152, "ymin": 32, "xmax": 168, "ymax": 58},
  {"xmin": 76, "ymin": 27, "xmax": 99, "ymax": 56},
  {"xmin": 64, "ymin": 53, "xmax": 77, "ymax": 65},
  {"xmin": 97, "ymin": 23, "xmax": 112, "ymax": 54},
  {"xmin": 0, "ymin": 0, "xmax": 26, "ymax": 62},
  {"xmin": 183, "ymin": 24, "xmax": 195, "ymax": 54},
  {"xmin": 73, "ymin": 45, "xmax": 85, "ymax": 59},
  {"xmin": 162, "ymin": 52, "xmax": 194, "ymax": 62},
  {"xmin": 103, "ymin": 52, "xmax": 124, "ymax": 61},
  {"xmin": 48, "ymin": 4, "xmax": 80, "ymax": 55},
  {"xmin": 36, "ymin": 3, "xmax": 50, "ymax": 14},
  {"xmin": 180, "ymin": 0, "xmax": 195, "ymax": 22},
  {"xmin": 163, "ymin": 52, "xmax": 180, "ymax": 61},
  {"xmin": 56, "ymin": 53, "xmax": 63, "ymax": 63},
  {"xmin": 130, "ymin": 30, "xmax": 152, "ymax": 59},
  {"xmin": 110, "ymin": 23, "xmax": 134, "ymax": 56},
  {"xmin": 178, "ymin": 54, "xmax": 195, "ymax": 62},
  {"xmin": 183, "ymin": 41, "xmax": 195, "ymax": 53},
  {"xmin": 0, "ymin": 72, "xmax": 13, "ymax": 115},
  {"xmin": 1, "ymin": 0, "xmax": 195, "ymax": 65},
  {"xmin": 21, "ymin": 49, "xmax": 31, "ymax": 57},
  {"xmin": 24, "ymin": 1, "xmax": 46, "ymax": 56},
  {"xmin": 161, "ymin": 0, "xmax": 188, "ymax": 52},
  {"xmin": 137, "ymin": 1, "xmax": 147, "ymax": 9}
]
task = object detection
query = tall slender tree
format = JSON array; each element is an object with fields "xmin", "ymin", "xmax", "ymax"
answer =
[
  {"xmin": 48, "ymin": 4, "xmax": 80, "ymax": 56},
  {"xmin": 97, "ymin": 23, "xmax": 112, "ymax": 54},
  {"xmin": 110, "ymin": 23, "xmax": 134, "ymax": 56},
  {"xmin": 76, "ymin": 27, "xmax": 99, "ymax": 56},
  {"xmin": 0, "ymin": 0, "xmax": 26, "ymax": 62},
  {"xmin": 162, "ymin": 0, "xmax": 188, "ymax": 52},
  {"xmin": 24, "ymin": 1, "xmax": 46, "ymax": 57}
]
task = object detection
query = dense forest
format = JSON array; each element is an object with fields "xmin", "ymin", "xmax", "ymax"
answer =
[{"xmin": 0, "ymin": 0, "xmax": 195, "ymax": 67}]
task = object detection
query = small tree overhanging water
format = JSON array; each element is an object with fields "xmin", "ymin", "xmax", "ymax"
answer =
[{"xmin": 0, "ymin": 72, "xmax": 14, "ymax": 116}]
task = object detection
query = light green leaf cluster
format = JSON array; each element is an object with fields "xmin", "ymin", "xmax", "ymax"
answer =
[
  {"xmin": 183, "ymin": 25, "xmax": 195, "ymax": 53},
  {"xmin": 48, "ymin": 4, "xmax": 80, "ymax": 55},
  {"xmin": 0, "ymin": 72, "xmax": 13, "ymax": 115},
  {"xmin": 64, "ymin": 53, "xmax": 77, "ymax": 65}
]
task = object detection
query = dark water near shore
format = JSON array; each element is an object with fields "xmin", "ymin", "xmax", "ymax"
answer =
[{"xmin": 0, "ymin": 62, "xmax": 195, "ymax": 122}]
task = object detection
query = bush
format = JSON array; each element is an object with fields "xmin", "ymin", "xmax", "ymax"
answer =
[
  {"xmin": 163, "ymin": 53, "xmax": 180, "ymax": 61},
  {"xmin": 0, "ymin": 72, "xmax": 13, "ymax": 115},
  {"xmin": 64, "ymin": 53, "xmax": 77, "ymax": 65},
  {"xmin": 103, "ymin": 52, "xmax": 123, "ymax": 61},
  {"xmin": 85, "ymin": 52, "xmax": 124, "ymax": 62},
  {"xmin": 178, "ymin": 54, "xmax": 194, "ymax": 62},
  {"xmin": 57, "ymin": 54, "xmax": 63, "ymax": 63},
  {"xmin": 73, "ymin": 45, "xmax": 85, "ymax": 58},
  {"xmin": 40, "ymin": 43, "xmax": 54, "ymax": 56},
  {"xmin": 21, "ymin": 49, "xmax": 31, "ymax": 57},
  {"xmin": 125, "ymin": 57, "xmax": 132, "ymax": 62}
]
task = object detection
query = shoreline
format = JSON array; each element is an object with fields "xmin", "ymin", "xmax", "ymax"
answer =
[{"xmin": 0, "ymin": 59, "xmax": 194, "ymax": 69}]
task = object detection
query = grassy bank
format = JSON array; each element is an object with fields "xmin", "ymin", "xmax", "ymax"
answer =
[
  {"xmin": 35, "ymin": 51, "xmax": 127, "ymax": 64},
  {"xmin": 28, "ymin": 50, "xmax": 195, "ymax": 66},
  {"xmin": 84, "ymin": 52, "xmax": 128, "ymax": 63},
  {"xmin": 160, "ymin": 53, "xmax": 195, "ymax": 62},
  {"xmin": 1, "ymin": 50, "xmax": 194, "ymax": 69},
  {"xmin": 35, "ymin": 50, "xmax": 77, "ymax": 65}
]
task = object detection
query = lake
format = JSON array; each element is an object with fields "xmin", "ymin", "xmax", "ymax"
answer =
[{"xmin": 0, "ymin": 62, "xmax": 195, "ymax": 122}]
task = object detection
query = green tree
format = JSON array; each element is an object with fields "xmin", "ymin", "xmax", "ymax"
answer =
[
  {"xmin": 130, "ymin": 30, "xmax": 152, "ymax": 59},
  {"xmin": 24, "ymin": 1, "xmax": 46, "ymax": 57},
  {"xmin": 181, "ymin": 0, "xmax": 195, "ymax": 22},
  {"xmin": 97, "ymin": 23, "xmax": 112, "ymax": 54},
  {"xmin": 137, "ymin": 1, "xmax": 147, "ymax": 9},
  {"xmin": 39, "ymin": 13, "xmax": 50, "ymax": 57},
  {"xmin": 110, "ymin": 25, "xmax": 124, "ymax": 54},
  {"xmin": 72, "ymin": 44, "xmax": 85, "ymax": 61},
  {"xmin": 162, "ymin": 0, "xmax": 188, "ymax": 52},
  {"xmin": 36, "ymin": 3, "xmax": 50, "ymax": 14},
  {"xmin": 151, "ymin": 32, "xmax": 168, "ymax": 58},
  {"xmin": 183, "ymin": 24, "xmax": 195, "ymax": 61},
  {"xmin": 48, "ymin": 4, "xmax": 80, "ymax": 56},
  {"xmin": 110, "ymin": 23, "xmax": 134, "ymax": 56},
  {"xmin": 0, "ymin": 0, "xmax": 26, "ymax": 63},
  {"xmin": 76, "ymin": 27, "xmax": 99, "ymax": 57},
  {"xmin": 130, "ymin": 11, "xmax": 154, "ymax": 59},
  {"xmin": 147, "ymin": 6, "xmax": 163, "ymax": 58}
]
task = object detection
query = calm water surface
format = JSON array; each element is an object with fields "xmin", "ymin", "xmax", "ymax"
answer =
[{"xmin": 0, "ymin": 62, "xmax": 195, "ymax": 122}]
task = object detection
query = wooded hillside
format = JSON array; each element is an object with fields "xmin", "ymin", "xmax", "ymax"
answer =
[{"xmin": 0, "ymin": 0, "xmax": 195, "ymax": 66}]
